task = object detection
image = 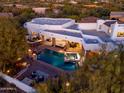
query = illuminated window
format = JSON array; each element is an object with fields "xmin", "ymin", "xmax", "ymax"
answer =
[{"xmin": 117, "ymin": 32, "xmax": 124, "ymax": 37}]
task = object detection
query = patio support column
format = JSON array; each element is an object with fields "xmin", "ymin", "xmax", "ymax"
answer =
[
  {"xmin": 41, "ymin": 35, "xmax": 45, "ymax": 44},
  {"xmin": 52, "ymin": 37, "xmax": 56, "ymax": 47},
  {"xmin": 64, "ymin": 41, "xmax": 69, "ymax": 51},
  {"xmin": 79, "ymin": 50, "xmax": 87, "ymax": 66}
]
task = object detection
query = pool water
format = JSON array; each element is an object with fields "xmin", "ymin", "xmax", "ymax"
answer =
[{"xmin": 37, "ymin": 49, "xmax": 77, "ymax": 71}]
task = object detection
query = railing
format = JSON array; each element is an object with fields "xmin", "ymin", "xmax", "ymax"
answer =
[
  {"xmin": 14, "ymin": 65, "xmax": 30, "ymax": 79},
  {"xmin": 0, "ymin": 72, "xmax": 36, "ymax": 93}
]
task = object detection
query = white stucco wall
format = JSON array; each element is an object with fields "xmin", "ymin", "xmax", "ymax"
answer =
[
  {"xmin": 25, "ymin": 18, "xmax": 123, "ymax": 52},
  {"xmin": 26, "ymin": 20, "xmax": 75, "ymax": 31},
  {"xmin": 84, "ymin": 43, "xmax": 101, "ymax": 51},
  {"xmin": 111, "ymin": 23, "xmax": 124, "ymax": 41},
  {"xmin": 39, "ymin": 30, "xmax": 83, "ymax": 44},
  {"xmin": 82, "ymin": 34, "xmax": 103, "ymax": 43},
  {"xmin": 78, "ymin": 23, "xmax": 97, "ymax": 30},
  {"xmin": 101, "ymin": 24, "xmax": 109, "ymax": 33},
  {"xmin": 25, "ymin": 22, "xmax": 41, "ymax": 34},
  {"xmin": 81, "ymin": 34, "xmax": 103, "ymax": 51},
  {"xmin": 62, "ymin": 20, "xmax": 75, "ymax": 28},
  {"xmin": 96, "ymin": 20, "xmax": 105, "ymax": 31}
]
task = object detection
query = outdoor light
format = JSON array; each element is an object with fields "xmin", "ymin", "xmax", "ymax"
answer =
[
  {"xmin": 22, "ymin": 62, "xmax": 27, "ymax": 67},
  {"xmin": 59, "ymin": 50, "xmax": 63, "ymax": 53},
  {"xmin": 94, "ymin": 1, "xmax": 98, "ymax": 4},
  {"xmin": 32, "ymin": 53, "xmax": 37, "ymax": 60},
  {"xmin": 66, "ymin": 82, "xmax": 70, "ymax": 87},
  {"xmin": 114, "ymin": 54, "xmax": 118, "ymax": 58},
  {"xmin": 7, "ymin": 70, "xmax": 10, "ymax": 73},
  {"xmin": 28, "ymin": 49, "xmax": 32, "ymax": 52},
  {"xmin": 98, "ymin": 52, "xmax": 101, "ymax": 55},
  {"xmin": 33, "ymin": 53, "xmax": 36, "ymax": 56},
  {"xmin": 17, "ymin": 57, "xmax": 21, "ymax": 61},
  {"xmin": 82, "ymin": 56, "xmax": 85, "ymax": 61},
  {"xmin": 28, "ymin": 49, "xmax": 33, "ymax": 56}
]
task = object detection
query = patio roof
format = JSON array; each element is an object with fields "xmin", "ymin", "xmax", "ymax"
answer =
[{"xmin": 44, "ymin": 30, "xmax": 82, "ymax": 38}]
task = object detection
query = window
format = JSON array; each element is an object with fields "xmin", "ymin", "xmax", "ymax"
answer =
[{"xmin": 117, "ymin": 32, "xmax": 124, "ymax": 37}]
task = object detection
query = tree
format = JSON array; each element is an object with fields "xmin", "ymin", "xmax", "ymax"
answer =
[
  {"xmin": 15, "ymin": 8, "xmax": 36, "ymax": 26},
  {"xmin": 0, "ymin": 6, "xmax": 3, "ymax": 12},
  {"xmin": 0, "ymin": 17, "xmax": 28, "ymax": 73},
  {"xmin": 62, "ymin": 4, "xmax": 81, "ymax": 16},
  {"xmin": 88, "ymin": 7, "xmax": 110, "ymax": 19}
]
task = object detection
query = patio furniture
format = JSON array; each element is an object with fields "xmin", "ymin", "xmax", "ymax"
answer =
[
  {"xmin": 31, "ymin": 70, "xmax": 49, "ymax": 82},
  {"xmin": 35, "ymin": 75, "xmax": 45, "ymax": 83},
  {"xmin": 31, "ymin": 71, "xmax": 37, "ymax": 78}
]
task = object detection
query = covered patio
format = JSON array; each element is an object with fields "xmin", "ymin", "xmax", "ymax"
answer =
[{"xmin": 39, "ymin": 34, "xmax": 84, "ymax": 54}]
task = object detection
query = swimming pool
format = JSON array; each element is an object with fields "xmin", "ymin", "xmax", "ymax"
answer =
[{"xmin": 37, "ymin": 49, "xmax": 77, "ymax": 71}]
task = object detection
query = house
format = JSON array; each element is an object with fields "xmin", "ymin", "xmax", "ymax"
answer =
[
  {"xmin": 52, "ymin": 8, "xmax": 61, "ymax": 15},
  {"xmin": 32, "ymin": 7, "xmax": 48, "ymax": 15},
  {"xmin": 110, "ymin": 12, "xmax": 124, "ymax": 21},
  {"xmin": 3, "ymin": 4, "xmax": 29, "ymax": 9},
  {"xmin": 0, "ymin": 12, "xmax": 13, "ymax": 17},
  {"xmin": 45, "ymin": 0, "xmax": 65, "ymax": 3},
  {"xmin": 24, "ymin": 17, "xmax": 124, "ymax": 55},
  {"xmin": 97, "ymin": 0, "xmax": 109, "ymax": 3},
  {"xmin": 81, "ymin": 16, "xmax": 99, "ymax": 23},
  {"xmin": 83, "ymin": 4, "xmax": 102, "ymax": 8},
  {"xmin": 69, "ymin": 0, "xmax": 78, "ymax": 4}
]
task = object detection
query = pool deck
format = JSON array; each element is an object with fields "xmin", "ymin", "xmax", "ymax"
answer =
[
  {"xmin": 15, "ymin": 57, "xmax": 71, "ymax": 80},
  {"xmin": 15, "ymin": 44, "xmax": 81, "ymax": 80}
]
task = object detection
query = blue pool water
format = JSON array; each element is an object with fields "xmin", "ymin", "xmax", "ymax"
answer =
[{"xmin": 37, "ymin": 49, "xmax": 77, "ymax": 71}]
